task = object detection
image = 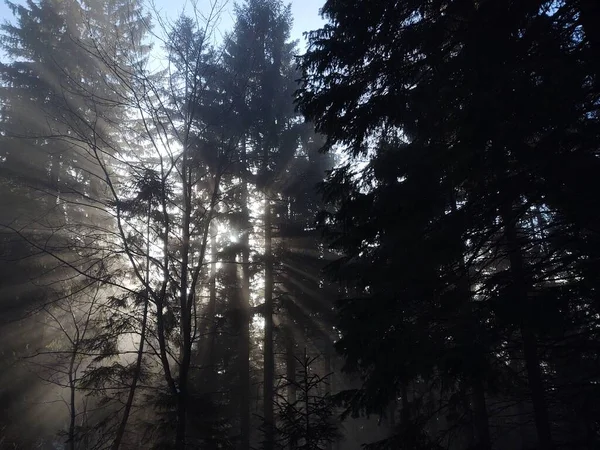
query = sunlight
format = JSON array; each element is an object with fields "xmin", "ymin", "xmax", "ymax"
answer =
[{"xmin": 253, "ymin": 315, "xmax": 265, "ymax": 330}]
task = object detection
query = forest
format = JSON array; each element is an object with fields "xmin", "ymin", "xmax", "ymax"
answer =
[{"xmin": 0, "ymin": 0, "xmax": 599, "ymax": 449}]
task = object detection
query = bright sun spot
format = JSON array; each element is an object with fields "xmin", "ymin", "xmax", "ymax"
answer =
[{"xmin": 253, "ymin": 316, "xmax": 265, "ymax": 330}]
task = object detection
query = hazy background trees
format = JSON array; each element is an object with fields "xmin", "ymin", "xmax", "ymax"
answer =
[{"xmin": 0, "ymin": 0, "xmax": 346, "ymax": 448}]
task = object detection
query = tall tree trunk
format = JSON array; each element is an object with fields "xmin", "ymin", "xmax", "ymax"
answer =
[
  {"xmin": 206, "ymin": 220, "xmax": 218, "ymax": 389},
  {"xmin": 176, "ymin": 147, "xmax": 192, "ymax": 450},
  {"xmin": 508, "ymin": 353, "xmax": 530, "ymax": 447},
  {"xmin": 239, "ymin": 139, "xmax": 251, "ymax": 450},
  {"xmin": 112, "ymin": 202, "xmax": 151, "ymax": 450},
  {"xmin": 177, "ymin": 152, "xmax": 220, "ymax": 449},
  {"xmin": 157, "ymin": 175, "xmax": 177, "ymax": 397},
  {"xmin": 50, "ymin": 153, "xmax": 60, "ymax": 200},
  {"xmin": 113, "ymin": 293, "xmax": 149, "ymax": 449},
  {"xmin": 471, "ymin": 378, "xmax": 491, "ymax": 450},
  {"xmin": 466, "ymin": 299, "xmax": 491, "ymax": 449},
  {"xmin": 50, "ymin": 152, "xmax": 65, "ymax": 224},
  {"xmin": 285, "ymin": 324, "xmax": 297, "ymax": 405},
  {"xmin": 285, "ymin": 323, "xmax": 297, "ymax": 450},
  {"xmin": 176, "ymin": 335, "xmax": 192, "ymax": 446},
  {"xmin": 503, "ymin": 206, "xmax": 554, "ymax": 450},
  {"xmin": 209, "ymin": 221, "xmax": 217, "ymax": 329},
  {"xmin": 324, "ymin": 343, "xmax": 333, "ymax": 450},
  {"xmin": 521, "ymin": 326, "xmax": 553, "ymax": 449},
  {"xmin": 303, "ymin": 348, "xmax": 311, "ymax": 450},
  {"xmin": 263, "ymin": 188, "xmax": 275, "ymax": 450},
  {"xmin": 68, "ymin": 348, "xmax": 77, "ymax": 450}
]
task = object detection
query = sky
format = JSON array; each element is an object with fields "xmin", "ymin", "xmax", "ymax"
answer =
[
  {"xmin": 287, "ymin": 0, "xmax": 325, "ymax": 46},
  {"xmin": 0, "ymin": 0, "xmax": 326, "ymax": 50},
  {"xmin": 150, "ymin": 0, "xmax": 325, "ymax": 50}
]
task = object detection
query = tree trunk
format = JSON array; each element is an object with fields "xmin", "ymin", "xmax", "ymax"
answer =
[
  {"xmin": 112, "ymin": 202, "xmax": 151, "ymax": 450},
  {"xmin": 303, "ymin": 348, "xmax": 311, "ymax": 450},
  {"xmin": 176, "ymin": 145, "xmax": 192, "ymax": 450},
  {"xmin": 521, "ymin": 326, "xmax": 553, "ymax": 449},
  {"xmin": 68, "ymin": 349, "xmax": 77, "ymax": 450},
  {"xmin": 239, "ymin": 139, "xmax": 251, "ymax": 450},
  {"xmin": 50, "ymin": 153, "xmax": 60, "ymax": 199},
  {"xmin": 285, "ymin": 324, "xmax": 297, "ymax": 405},
  {"xmin": 472, "ymin": 378, "xmax": 491, "ymax": 450},
  {"xmin": 503, "ymin": 207, "xmax": 554, "ymax": 450},
  {"xmin": 175, "ymin": 388, "xmax": 188, "ymax": 450},
  {"xmin": 206, "ymin": 220, "xmax": 218, "ymax": 389},
  {"xmin": 285, "ymin": 324, "xmax": 297, "ymax": 449},
  {"xmin": 112, "ymin": 295, "xmax": 149, "ymax": 449},
  {"xmin": 324, "ymin": 344, "xmax": 333, "ymax": 450},
  {"xmin": 209, "ymin": 221, "xmax": 217, "ymax": 329},
  {"xmin": 263, "ymin": 189, "xmax": 275, "ymax": 450},
  {"xmin": 157, "ymin": 176, "xmax": 177, "ymax": 397}
]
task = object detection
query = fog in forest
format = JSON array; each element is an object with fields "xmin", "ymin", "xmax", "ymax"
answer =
[{"xmin": 1, "ymin": 0, "xmax": 599, "ymax": 449}]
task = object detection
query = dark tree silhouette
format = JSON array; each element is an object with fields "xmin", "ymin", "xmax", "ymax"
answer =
[{"xmin": 297, "ymin": 1, "xmax": 600, "ymax": 449}]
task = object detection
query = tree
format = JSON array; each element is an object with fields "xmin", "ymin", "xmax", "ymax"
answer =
[
  {"xmin": 297, "ymin": 1, "xmax": 600, "ymax": 449},
  {"xmin": 275, "ymin": 129, "xmax": 340, "ymax": 450},
  {"xmin": 27, "ymin": 282, "xmax": 109, "ymax": 450},
  {"xmin": 223, "ymin": 1, "xmax": 301, "ymax": 447},
  {"xmin": 0, "ymin": 0, "xmax": 148, "ymax": 445},
  {"xmin": 1, "ymin": 0, "xmax": 243, "ymax": 447},
  {"xmin": 110, "ymin": 169, "xmax": 159, "ymax": 450},
  {"xmin": 275, "ymin": 350, "xmax": 339, "ymax": 450}
]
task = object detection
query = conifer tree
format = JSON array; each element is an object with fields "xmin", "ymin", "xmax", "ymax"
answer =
[
  {"xmin": 223, "ymin": 1, "xmax": 301, "ymax": 447},
  {"xmin": 298, "ymin": 1, "xmax": 600, "ymax": 448},
  {"xmin": 0, "ymin": 0, "xmax": 242, "ymax": 447},
  {"xmin": 275, "ymin": 350, "xmax": 339, "ymax": 450}
]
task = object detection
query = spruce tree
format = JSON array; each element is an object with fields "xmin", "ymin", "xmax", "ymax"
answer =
[
  {"xmin": 297, "ymin": 1, "xmax": 600, "ymax": 448},
  {"xmin": 223, "ymin": 1, "xmax": 301, "ymax": 447}
]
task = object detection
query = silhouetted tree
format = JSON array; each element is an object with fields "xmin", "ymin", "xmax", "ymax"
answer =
[
  {"xmin": 275, "ymin": 350, "xmax": 339, "ymax": 450},
  {"xmin": 297, "ymin": 1, "xmax": 600, "ymax": 449},
  {"xmin": 224, "ymin": 1, "xmax": 301, "ymax": 447}
]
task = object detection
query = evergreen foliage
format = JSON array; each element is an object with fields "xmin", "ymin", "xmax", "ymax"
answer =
[
  {"xmin": 275, "ymin": 350, "xmax": 339, "ymax": 450},
  {"xmin": 298, "ymin": 0, "xmax": 600, "ymax": 449}
]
